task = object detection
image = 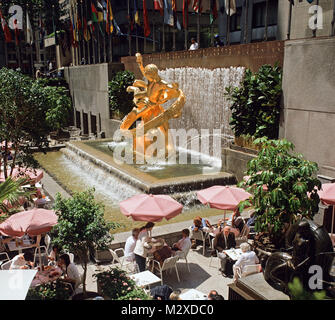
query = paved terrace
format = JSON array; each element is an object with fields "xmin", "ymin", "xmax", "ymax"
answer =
[{"xmin": 42, "ymin": 169, "xmax": 252, "ymax": 299}]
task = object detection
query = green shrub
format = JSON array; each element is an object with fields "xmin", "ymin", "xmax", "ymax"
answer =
[
  {"xmin": 26, "ymin": 280, "xmax": 72, "ymax": 300},
  {"xmin": 108, "ymin": 70, "xmax": 135, "ymax": 119},
  {"xmin": 225, "ymin": 64, "xmax": 282, "ymax": 139},
  {"xmin": 94, "ymin": 267, "xmax": 151, "ymax": 300},
  {"xmin": 239, "ymin": 138, "xmax": 321, "ymax": 248}
]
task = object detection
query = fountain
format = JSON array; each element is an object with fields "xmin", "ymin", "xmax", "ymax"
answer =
[{"xmin": 35, "ymin": 55, "xmax": 246, "ymax": 230}]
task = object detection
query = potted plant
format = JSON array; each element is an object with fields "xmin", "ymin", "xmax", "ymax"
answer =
[
  {"xmin": 26, "ymin": 280, "xmax": 72, "ymax": 300},
  {"xmin": 239, "ymin": 138, "xmax": 321, "ymax": 250},
  {"xmin": 225, "ymin": 64, "xmax": 282, "ymax": 150},
  {"xmin": 51, "ymin": 189, "xmax": 120, "ymax": 299},
  {"xmin": 94, "ymin": 267, "xmax": 151, "ymax": 300}
]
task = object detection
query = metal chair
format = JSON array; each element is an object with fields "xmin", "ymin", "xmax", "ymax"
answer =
[
  {"xmin": 234, "ymin": 264, "xmax": 262, "ymax": 280},
  {"xmin": 235, "ymin": 224, "xmax": 250, "ymax": 248},
  {"xmin": 108, "ymin": 248, "xmax": 137, "ymax": 273},
  {"xmin": 209, "ymin": 238, "xmax": 221, "ymax": 272},
  {"xmin": 33, "ymin": 234, "xmax": 52, "ymax": 265},
  {"xmin": 152, "ymin": 255, "xmax": 180, "ymax": 285},
  {"xmin": 190, "ymin": 228, "xmax": 209, "ymax": 255},
  {"xmin": 0, "ymin": 252, "xmax": 10, "ymax": 266},
  {"xmin": 176, "ymin": 247, "xmax": 191, "ymax": 272},
  {"xmin": 1, "ymin": 259, "xmax": 12, "ymax": 270}
]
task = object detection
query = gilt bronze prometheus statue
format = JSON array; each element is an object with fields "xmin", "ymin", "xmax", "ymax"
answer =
[{"xmin": 120, "ymin": 53, "xmax": 186, "ymax": 159}]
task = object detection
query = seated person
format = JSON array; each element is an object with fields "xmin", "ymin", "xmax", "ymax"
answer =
[
  {"xmin": 124, "ymin": 228, "xmax": 140, "ymax": 262},
  {"xmin": 10, "ymin": 252, "xmax": 34, "ymax": 270},
  {"xmin": 169, "ymin": 290, "xmax": 182, "ymax": 300},
  {"xmin": 219, "ymin": 209, "xmax": 244, "ymax": 237},
  {"xmin": 213, "ymin": 226, "xmax": 236, "ymax": 277},
  {"xmin": 246, "ymin": 211, "xmax": 256, "ymax": 227},
  {"xmin": 191, "ymin": 216, "xmax": 212, "ymax": 232},
  {"xmin": 208, "ymin": 290, "xmax": 225, "ymax": 300},
  {"xmin": 150, "ymin": 239, "xmax": 173, "ymax": 268},
  {"xmin": 58, "ymin": 253, "xmax": 81, "ymax": 290},
  {"xmin": 233, "ymin": 242, "xmax": 260, "ymax": 281},
  {"xmin": 150, "ymin": 285, "xmax": 173, "ymax": 300},
  {"xmin": 172, "ymin": 229, "xmax": 192, "ymax": 257},
  {"xmin": 48, "ymin": 244, "xmax": 61, "ymax": 266},
  {"xmin": 34, "ymin": 193, "xmax": 46, "ymax": 208}
]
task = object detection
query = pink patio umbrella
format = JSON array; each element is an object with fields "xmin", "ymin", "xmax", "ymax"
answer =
[
  {"xmin": 0, "ymin": 208, "xmax": 58, "ymax": 268},
  {"xmin": 0, "ymin": 167, "xmax": 43, "ymax": 183},
  {"xmin": 197, "ymin": 185, "xmax": 252, "ymax": 225},
  {"xmin": 0, "ymin": 208, "xmax": 58, "ymax": 237},
  {"xmin": 120, "ymin": 194, "xmax": 183, "ymax": 222},
  {"xmin": 318, "ymin": 183, "xmax": 335, "ymax": 242}
]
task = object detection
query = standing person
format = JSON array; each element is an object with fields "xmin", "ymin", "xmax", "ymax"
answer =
[
  {"xmin": 172, "ymin": 229, "xmax": 192, "ymax": 257},
  {"xmin": 48, "ymin": 244, "xmax": 61, "ymax": 266},
  {"xmin": 124, "ymin": 228, "xmax": 140, "ymax": 262},
  {"xmin": 214, "ymin": 226, "xmax": 236, "ymax": 277},
  {"xmin": 189, "ymin": 37, "xmax": 199, "ymax": 50},
  {"xmin": 133, "ymin": 222, "xmax": 155, "ymax": 272}
]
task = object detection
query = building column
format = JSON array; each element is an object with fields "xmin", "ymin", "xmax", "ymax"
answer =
[{"xmin": 88, "ymin": 111, "xmax": 92, "ymax": 135}]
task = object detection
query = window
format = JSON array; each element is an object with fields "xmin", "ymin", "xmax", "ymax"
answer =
[
  {"xmin": 230, "ymin": 8, "xmax": 242, "ymax": 32},
  {"xmin": 252, "ymin": 0, "xmax": 278, "ymax": 28}
]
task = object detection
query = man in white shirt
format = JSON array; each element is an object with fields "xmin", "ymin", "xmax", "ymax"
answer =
[
  {"xmin": 172, "ymin": 229, "xmax": 192, "ymax": 257},
  {"xmin": 124, "ymin": 228, "xmax": 140, "ymax": 262},
  {"xmin": 233, "ymin": 242, "xmax": 260, "ymax": 281},
  {"xmin": 189, "ymin": 38, "xmax": 199, "ymax": 51},
  {"xmin": 10, "ymin": 252, "xmax": 34, "ymax": 270}
]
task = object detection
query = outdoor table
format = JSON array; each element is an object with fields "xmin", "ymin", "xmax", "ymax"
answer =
[
  {"xmin": 130, "ymin": 270, "xmax": 161, "ymax": 289},
  {"xmin": 223, "ymin": 248, "xmax": 243, "ymax": 261},
  {"xmin": 30, "ymin": 266, "xmax": 62, "ymax": 287},
  {"xmin": 180, "ymin": 289, "xmax": 208, "ymax": 300},
  {"xmin": 7, "ymin": 239, "xmax": 35, "ymax": 254}
]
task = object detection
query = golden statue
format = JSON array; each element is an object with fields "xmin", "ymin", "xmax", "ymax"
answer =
[{"xmin": 120, "ymin": 53, "xmax": 186, "ymax": 159}]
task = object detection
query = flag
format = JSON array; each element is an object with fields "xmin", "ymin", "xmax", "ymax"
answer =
[
  {"xmin": 88, "ymin": 20, "xmax": 96, "ymax": 41},
  {"xmin": 107, "ymin": 0, "xmax": 114, "ymax": 34},
  {"xmin": 97, "ymin": 1, "xmax": 104, "ymax": 22},
  {"xmin": 192, "ymin": 0, "xmax": 201, "ymax": 13},
  {"xmin": 134, "ymin": 0, "xmax": 140, "ymax": 26},
  {"xmin": 210, "ymin": 0, "xmax": 218, "ymax": 24},
  {"xmin": 77, "ymin": 17, "xmax": 82, "ymax": 41},
  {"xmin": 0, "ymin": 9, "xmax": 12, "ymax": 43},
  {"xmin": 183, "ymin": 0, "xmax": 189, "ymax": 29},
  {"xmin": 91, "ymin": 2, "xmax": 98, "ymax": 23},
  {"xmin": 154, "ymin": 0, "xmax": 164, "ymax": 16},
  {"xmin": 71, "ymin": 14, "xmax": 79, "ymax": 45},
  {"xmin": 164, "ymin": 0, "xmax": 174, "ymax": 27},
  {"xmin": 83, "ymin": 18, "xmax": 91, "ymax": 41},
  {"xmin": 171, "ymin": 0, "xmax": 181, "ymax": 30},
  {"xmin": 26, "ymin": 11, "xmax": 33, "ymax": 45},
  {"xmin": 13, "ymin": 19, "xmax": 20, "ymax": 45},
  {"xmin": 143, "ymin": 0, "xmax": 150, "ymax": 37},
  {"xmin": 225, "ymin": 0, "xmax": 236, "ymax": 16},
  {"xmin": 102, "ymin": 0, "xmax": 108, "ymax": 21}
]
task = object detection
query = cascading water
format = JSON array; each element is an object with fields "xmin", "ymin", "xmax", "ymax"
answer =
[{"xmin": 159, "ymin": 66, "xmax": 245, "ymax": 141}]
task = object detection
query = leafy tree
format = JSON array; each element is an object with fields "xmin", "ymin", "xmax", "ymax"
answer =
[
  {"xmin": 51, "ymin": 189, "xmax": 120, "ymax": 295},
  {"xmin": 109, "ymin": 71, "xmax": 135, "ymax": 119},
  {"xmin": 0, "ymin": 68, "xmax": 71, "ymax": 178},
  {"xmin": 225, "ymin": 64, "xmax": 282, "ymax": 140},
  {"xmin": 239, "ymin": 138, "xmax": 321, "ymax": 248},
  {"xmin": 288, "ymin": 277, "xmax": 327, "ymax": 300}
]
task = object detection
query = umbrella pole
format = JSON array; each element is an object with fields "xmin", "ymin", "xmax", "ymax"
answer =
[
  {"xmin": 331, "ymin": 206, "xmax": 335, "ymax": 242},
  {"xmin": 38, "ymin": 245, "xmax": 42, "ymax": 270},
  {"xmin": 224, "ymin": 210, "xmax": 226, "ymax": 227}
]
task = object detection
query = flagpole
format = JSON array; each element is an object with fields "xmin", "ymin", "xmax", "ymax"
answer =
[
  {"xmin": 332, "ymin": 0, "xmax": 335, "ymax": 36},
  {"xmin": 244, "ymin": 0, "xmax": 249, "ymax": 43},
  {"xmin": 184, "ymin": 1, "xmax": 188, "ymax": 50},
  {"xmin": 153, "ymin": 18, "xmax": 156, "ymax": 52},
  {"xmin": 127, "ymin": 0, "xmax": 132, "ymax": 56},
  {"xmin": 287, "ymin": 0, "xmax": 293, "ymax": 40},
  {"xmin": 81, "ymin": 0, "xmax": 85, "ymax": 64},
  {"xmin": 197, "ymin": 1, "xmax": 201, "ymax": 48},
  {"xmin": 264, "ymin": 0, "xmax": 269, "ymax": 41},
  {"xmin": 227, "ymin": 0, "xmax": 231, "ymax": 45},
  {"xmin": 162, "ymin": 20, "xmax": 165, "ymax": 52}
]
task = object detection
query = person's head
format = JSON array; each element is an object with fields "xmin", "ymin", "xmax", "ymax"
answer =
[
  {"xmin": 223, "ymin": 226, "xmax": 231, "ymax": 237},
  {"xmin": 52, "ymin": 244, "xmax": 60, "ymax": 253},
  {"xmin": 181, "ymin": 229, "xmax": 190, "ymax": 238},
  {"xmin": 191, "ymin": 37, "xmax": 196, "ymax": 44},
  {"xmin": 193, "ymin": 216, "xmax": 202, "ymax": 228},
  {"xmin": 169, "ymin": 290, "xmax": 182, "ymax": 300},
  {"xmin": 59, "ymin": 253, "xmax": 71, "ymax": 268},
  {"xmin": 144, "ymin": 64, "xmax": 160, "ymax": 82},
  {"xmin": 208, "ymin": 290, "xmax": 218, "ymax": 300},
  {"xmin": 23, "ymin": 252, "xmax": 34, "ymax": 263},
  {"xmin": 132, "ymin": 228, "xmax": 140, "ymax": 239},
  {"xmin": 240, "ymin": 242, "xmax": 251, "ymax": 253},
  {"xmin": 141, "ymin": 222, "xmax": 155, "ymax": 232}
]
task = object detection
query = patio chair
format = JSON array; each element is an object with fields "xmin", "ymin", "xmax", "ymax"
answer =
[
  {"xmin": 234, "ymin": 264, "xmax": 262, "ymax": 281},
  {"xmin": 209, "ymin": 238, "xmax": 221, "ymax": 272},
  {"xmin": 0, "ymin": 252, "xmax": 10, "ymax": 266},
  {"xmin": 190, "ymin": 228, "xmax": 209, "ymax": 255},
  {"xmin": 176, "ymin": 247, "xmax": 191, "ymax": 272},
  {"xmin": 33, "ymin": 234, "xmax": 52, "ymax": 266},
  {"xmin": 152, "ymin": 255, "xmax": 180, "ymax": 285},
  {"xmin": 108, "ymin": 248, "xmax": 137, "ymax": 273},
  {"xmin": 1, "ymin": 259, "xmax": 12, "ymax": 270},
  {"xmin": 235, "ymin": 224, "xmax": 250, "ymax": 248}
]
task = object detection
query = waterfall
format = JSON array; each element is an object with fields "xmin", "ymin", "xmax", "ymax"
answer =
[{"xmin": 159, "ymin": 66, "xmax": 245, "ymax": 141}]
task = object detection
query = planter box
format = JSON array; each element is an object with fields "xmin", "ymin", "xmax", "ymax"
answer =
[{"xmin": 234, "ymin": 135, "xmax": 261, "ymax": 151}]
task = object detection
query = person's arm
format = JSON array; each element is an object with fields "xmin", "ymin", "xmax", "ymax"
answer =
[
  {"xmin": 214, "ymin": 234, "xmax": 223, "ymax": 252},
  {"xmin": 234, "ymin": 255, "xmax": 245, "ymax": 269},
  {"xmin": 230, "ymin": 234, "xmax": 236, "ymax": 249}
]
